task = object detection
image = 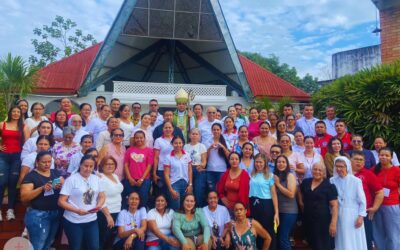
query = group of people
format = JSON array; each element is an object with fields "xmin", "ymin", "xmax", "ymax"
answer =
[{"xmin": 0, "ymin": 93, "xmax": 399, "ymax": 250}]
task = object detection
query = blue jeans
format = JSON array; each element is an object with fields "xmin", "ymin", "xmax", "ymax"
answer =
[
  {"xmin": 122, "ymin": 178, "xmax": 151, "ymax": 208},
  {"xmin": 206, "ymin": 171, "xmax": 224, "ymax": 192},
  {"xmin": 278, "ymin": 213, "xmax": 297, "ymax": 250},
  {"xmin": 63, "ymin": 218, "xmax": 99, "ymax": 250},
  {"xmin": 193, "ymin": 167, "xmax": 207, "ymax": 207},
  {"xmin": 0, "ymin": 152, "xmax": 21, "ymax": 208},
  {"xmin": 168, "ymin": 179, "xmax": 188, "ymax": 210},
  {"xmin": 24, "ymin": 208, "xmax": 59, "ymax": 250},
  {"xmin": 146, "ymin": 234, "xmax": 180, "ymax": 250}
]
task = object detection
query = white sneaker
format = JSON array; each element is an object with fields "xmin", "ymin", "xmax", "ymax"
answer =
[
  {"xmin": 6, "ymin": 209, "xmax": 15, "ymax": 220},
  {"xmin": 0, "ymin": 212, "xmax": 2, "ymax": 221}
]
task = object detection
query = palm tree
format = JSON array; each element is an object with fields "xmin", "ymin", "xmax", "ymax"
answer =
[{"xmin": 0, "ymin": 53, "xmax": 39, "ymax": 112}]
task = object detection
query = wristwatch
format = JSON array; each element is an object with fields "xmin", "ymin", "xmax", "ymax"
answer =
[{"xmin": 189, "ymin": 183, "xmax": 193, "ymax": 186}]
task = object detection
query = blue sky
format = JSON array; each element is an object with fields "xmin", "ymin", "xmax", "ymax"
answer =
[{"xmin": 0, "ymin": 0, "xmax": 380, "ymax": 80}]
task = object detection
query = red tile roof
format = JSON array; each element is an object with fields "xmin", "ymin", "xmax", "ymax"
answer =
[
  {"xmin": 239, "ymin": 55, "xmax": 310, "ymax": 101},
  {"xmin": 35, "ymin": 43, "xmax": 310, "ymax": 101},
  {"xmin": 35, "ymin": 43, "xmax": 102, "ymax": 94}
]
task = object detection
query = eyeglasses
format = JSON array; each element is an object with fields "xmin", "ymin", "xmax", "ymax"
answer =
[
  {"xmin": 208, "ymin": 112, "xmax": 216, "ymax": 114},
  {"xmin": 72, "ymin": 120, "xmax": 82, "ymax": 123},
  {"xmin": 113, "ymin": 134, "xmax": 124, "ymax": 138},
  {"xmin": 352, "ymin": 140, "xmax": 362, "ymax": 143}
]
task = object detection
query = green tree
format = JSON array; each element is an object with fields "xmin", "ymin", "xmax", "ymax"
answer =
[
  {"xmin": 29, "ymin": 15, "xmax": 97, "ymax": 67},
  {"xmin": 312, "ymin": 61, "xmax": 400, "ymax": 152},
  {"xmin": 241, "ymin": 52, "xmax": 319, "ymax": 94},
  {"xmin": 0, "ymin": 53, "xmax": 39, "ymax": 116}
]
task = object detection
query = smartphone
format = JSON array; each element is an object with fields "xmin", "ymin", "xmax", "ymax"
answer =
[
  {"xmin": 88, "ymin": 207, "xmax": 99, "ymax": 213},
  {"xmin": 52, "ymin": 177, "xmax": 61, "ymax": 188}
]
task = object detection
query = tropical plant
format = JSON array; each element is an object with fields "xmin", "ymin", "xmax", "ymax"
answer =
[
  {"xmin": 312, "ymin": 60, "xmax": 400, "ymax": 152},
  {"xmin": 253, "ymin": 96, "xmax": 275, "ymax": 111},
  {"xmin": 0, "ymin": 53, "xmax": 39, "ymax": 114},
  {"xmin": 29, "ymin": 15, "xmax": 97, "ymax": 67}
]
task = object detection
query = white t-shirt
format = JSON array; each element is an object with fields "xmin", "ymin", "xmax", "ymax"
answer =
[
  {"xmin": 60, "ymin": 173, "xmax": 104, "ymax": 223},
  {"xmin": 53, "ymin": 124, "xmax": 64, "ymax": 141},
  {"xmin": 154, "ymin": 137, "xmax": 173, "ymax": 171},
  {"xmin": 119, "ymin": 120, "xmax": 135, "ymax": 147},
  {"xmin": 116, "ymin": 207, "xmax": 147, "ymax": 232},
  {"xmin": 67, "ymin": 151, "xmax": 84, "ymax": 174},
  {"xmin": 85, "ymin": 117, "xmax": 107, "ymax": 146},
  {"xmin": 146, "ymin": 208, "xmax": 174, "ymax": 242},
  {"xmin": 300, "ymin": 152, "xmax": 323, "ymax": 179},
  {"xmin": 164, "ymin": 151, "xmax": 192, "ymax": 185},
  {"xmin": 99, "ymin": 173, "xmax": 123, "ymax": 214},
  {"xmin": 25, "ymin": 116, "xmax": 48, "ymax": 138},
  {"xmin": 21, "ymin": 137, "xmax": 38, "ymax": 160},
  {"xmin": 96, "ymin": 130, "xmax": 111, "ymax": 151},
  {"xmin": 73, "ymin": 128, "xmax": 89, "ymax": 144},
  {"xmin": 204, "ymin": 141, "xmax": 227, "ymax": 172},
  {"xmin": 202, "ymin": 205, "xmax": 231, "ymax": 237},
  {"xmin": 184, "ymin": 143, "xmax": 207, "ymax": 166},
  {"xmin": 22, "ymin": 152, "xmax": 55, "ymax": 171}
]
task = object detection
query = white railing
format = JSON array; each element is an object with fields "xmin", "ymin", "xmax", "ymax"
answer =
[{"xmin": 113, "ymin": 81, "xmax": 227, "ymax": 104}]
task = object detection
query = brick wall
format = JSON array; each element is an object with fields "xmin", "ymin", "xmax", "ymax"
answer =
[{"xmin": 380, "ymin": 6, "xmax": 400, "ymax": 64}]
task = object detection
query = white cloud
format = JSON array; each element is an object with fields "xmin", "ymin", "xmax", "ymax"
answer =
[{"xmin": 0, "ymin": 0, "xmax": 377, "ymax": 81}]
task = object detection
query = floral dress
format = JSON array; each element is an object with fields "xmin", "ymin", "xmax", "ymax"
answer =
[
  {"xmin": 52, "ymin": 142, "xmax": 81, "ymax": 177},
  {"xmin": 231, "ymin": 219, "xmax": 257, "ymax": 250}
]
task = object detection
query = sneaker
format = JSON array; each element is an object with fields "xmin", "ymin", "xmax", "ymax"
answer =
[
  {"xmin": 0, "ymin": 212, "xmax": 2, "ymax": 221},
  {"xmin": 6, "ymin": 209, "xmax": 15, "ymax": 220}
]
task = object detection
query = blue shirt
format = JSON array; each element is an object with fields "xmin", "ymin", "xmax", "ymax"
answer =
[
  {"xmin": 240, "ymin": 159, "xmax": 254, "ymax": 174},
  {"xmin": 296, "ymin": 117, "xmax": 319, "ymax": 137},
  {"xmin": 249, "ymin": 173, "xmax": 275, "ymax": 199}
]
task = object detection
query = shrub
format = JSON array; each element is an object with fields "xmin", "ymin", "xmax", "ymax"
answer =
[{"xmin": 312, "ymin": 61, "xmax": 400, "ymax": 152}]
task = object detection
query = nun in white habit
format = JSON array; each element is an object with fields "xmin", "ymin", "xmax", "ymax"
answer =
[{"xmin": 330, "ymin": 156, "xmax": 367, "ymax": 250}]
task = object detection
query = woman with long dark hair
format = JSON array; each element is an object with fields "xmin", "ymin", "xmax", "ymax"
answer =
[
  {"xmin": 217, "ymin": 152, "xmax": 250, "ymax": 214},
  {"xmin": 274, "ymin": 155, "xmax": 298, "ymax": 250},
  {"xmin": 172, "ymin": 194, "xmax": 210, "ymax": 250},
  {"xmin": 146, "ymin": 194, "xmax": 180, "ymax": 250},
  {"xmin": 372, "ymin": 147, "xmax": 400, "ymax": 250},
  {"xmin": 53, "ymin": 110, "xmax": 68, "ymax": 142},
  {"xmin": 21, "ymin": 151, "xmax": 63, "ymax": 250},
  {"xmin": 0, "ymin": 106, "xmax": 29, "ymax": 221},
  {"xmin": 116, "ymin": 104, "xmax": 135, "ymax": 148},
  {"xmin": 164, "ymin": 136, "xmax": 193, "ymax": 210},
  {"xmin": 253, "ymin": 121, "xmax": 277, "ymax": 158},
  {"xmin": 58, "ymin": 155, "xmax": 105, "ymax": 250},
  {"xmin": 21, "ymin": 120, "xmax": 54, "ymax": 160},
  {"xmin": 324, "ymin": 137, "xmax": 349, "ymax": 178},
  {"xmin": 206, "ymin": 123, "xmax": 230, "ymax": 191},
  {"xmin": 17, "ymin": 99, "xmax": 29, "ymax": 120},
  {"xmin": 79, "ymin": 103, "xmax": 92, "ymax": 127}
]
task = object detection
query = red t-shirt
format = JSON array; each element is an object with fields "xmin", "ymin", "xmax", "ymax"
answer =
[
  {"xmin": 354, "ymin": 168, "xmax": 383, "ymax": 208},
  {"xmin": 124, "ymin": 147, "xmax": 154, "ymax": 180},
  {"xmin": 372, "ymin": 166, "xmax": 400, "ymax": 206},
  {"xmin": 314, "ymin": 134, "xmax": 332, "ymax": 157},
  {"xmin": 335, "ymin": 132, "xmax": 352, "ymax": 153}
]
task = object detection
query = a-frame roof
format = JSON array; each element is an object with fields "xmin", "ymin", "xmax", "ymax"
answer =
[
  {"xmin": 76, "ymin": 0, "xmax": 254, "ymax": 101},
  {"xmin": 35, "ymin": 43, "xmax": 310, "ymax": 101}
]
